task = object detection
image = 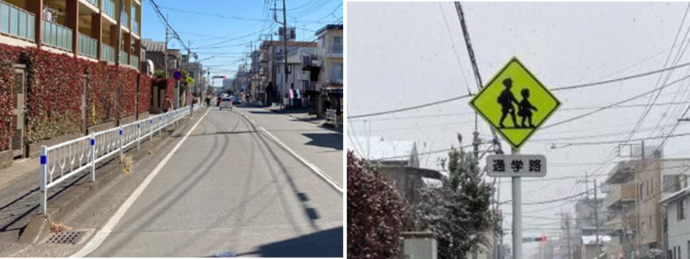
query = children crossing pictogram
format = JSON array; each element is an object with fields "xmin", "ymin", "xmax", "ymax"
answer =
[{"xmin": 469, "ymin": 57, "xmax": 560, "ymax": 149}]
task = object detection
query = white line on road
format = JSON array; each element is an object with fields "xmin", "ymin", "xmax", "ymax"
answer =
[
  {"xmin": 258, "ymin": 126, "xmax": 343, "ymax": 193},
  {"xmin": 71, "ymin": 109, "xmax": 211, "ymax": 257}
]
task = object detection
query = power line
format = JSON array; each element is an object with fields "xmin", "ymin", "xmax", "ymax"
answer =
[
  {"xmin": 348, "ymin": 60, "xmax": 690, "ymax": 121},
  {"xmin": 542, "ymin": 72, "xmax": 690, "ymax": 130},
  {"xmin": 348, "ymin": 93, "xmax": 474, "ymax": 119},
  {"xmin": 551, "ymin": 60, "xmax": 690, "ymax": 91}
]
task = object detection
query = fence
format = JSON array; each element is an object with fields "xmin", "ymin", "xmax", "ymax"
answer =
[
  {"xmin": 38, "ymin": 104, "xmax": 199, "ymax": 214},
  {"xmin": 326, "ymin": 109, "xmax": 338, "ymax": 127},
  {"xmin": 132, "ymin": 19, "xmax": 139, "ymax": 35},
  {"xmin": 0, "ymin": 1, "xmax": 36, "ymax": 42},
  {"xmin": 78, "ymin": 33, "xmax": 97, "ymax": 58},
  {"xmin": 102, "ymin": 0, "xmax": 116, "ymax": 19},
  {"xmin": 42, "ymin": 19, "xmax": 73, "ymax": 51},
  {"xmin": 101, "ymin": 43, "xmax": 114, "ymax": 63}
]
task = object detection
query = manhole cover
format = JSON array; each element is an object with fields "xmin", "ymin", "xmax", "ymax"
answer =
[{"xmin": 45, "ymin": 231, "xmax": 86, "ymax": 245}]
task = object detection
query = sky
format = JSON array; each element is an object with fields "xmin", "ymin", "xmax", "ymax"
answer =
[
  {"xmin": 347, "ymin": 1, "xmax": 690, "ymax": 257},
  {"xmin": 140, "ymin": 0, "xmax": 343, "ymax": 87}
]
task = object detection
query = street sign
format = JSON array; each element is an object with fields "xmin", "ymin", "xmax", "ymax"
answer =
[
  {"xmin": 486, "ymin": 154, "xmax": 546, "ymax": 177},
  {"xmin": 173, "ymin": 70, "xmax": 182, "ymax": 81},
  {"xmin": 469, "ymin": 57, "xmax": 560, "ymax": 150}
]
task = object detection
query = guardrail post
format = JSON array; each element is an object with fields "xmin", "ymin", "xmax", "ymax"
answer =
[
  {"xmin": 90, "ymin": 134, "xmax": 95, "ymax": 182},
  {"xmin": 149, "ymin": 119, "xmax": 153, "ymax": 143},
  {"xmin": 159, "ymin": 116, "xmax": 162, "ymax": 138},
  {"xmin": 137, "ymin": 123, "xmax": 141, "ymax": 151},
  {"xmin": 119, "ymin": 126, "xmax": 123, "ymax": 159},
  {"xmin": 39, "ymin": 146, "xmax": 48, "ymax": 214}
]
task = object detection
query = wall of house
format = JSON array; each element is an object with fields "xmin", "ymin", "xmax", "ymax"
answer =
[
  {"xmin": 636, "ymin": 161, "xmax": 662, "ymax": 247},
  {"xmin": 667, "ymin": 195, "xmax": 690, "ymax": 259}
]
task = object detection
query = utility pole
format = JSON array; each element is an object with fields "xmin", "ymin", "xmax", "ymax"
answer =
[
  {"xmin": 593, "ymin": 178, "xmax": 601, "ymax": 256},
  {"xmin": 164, "ymin": 24, "xmax": 168, "ymax": 75},
  {"xmin": 564, "ymin": 213, "xmax": 572, "ymax": 259},
  {"xmin": 114, "ymin": 0, "xmax": 123, "ymax": 126},
  {"xmin": 453, "ymin": 3, "xmax": 505, "ymax": 257},
  {"xmin": 271, "ymin": 33, "xmax": 276, "ymax": 104},
  {"xmin": 282, "ymin": 0, "xmax": 288, "ymax": 94}
]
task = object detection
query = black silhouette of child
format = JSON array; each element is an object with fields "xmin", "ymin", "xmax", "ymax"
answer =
[
  {"xmin": 518, "ymin": 88, "xmax": 538, "ymax": 128},
  {"xmin": 497, "ymin": 78, "xmax": 519, "ymax": 128}
]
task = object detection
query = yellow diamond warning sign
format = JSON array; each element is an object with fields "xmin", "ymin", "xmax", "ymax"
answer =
[{"xmin": 469, "ymin": 57, "xmax": 560, "ymax": 150}]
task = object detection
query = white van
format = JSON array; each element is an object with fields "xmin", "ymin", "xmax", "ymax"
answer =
[{"xmin": 219, "ymin": 97, "xmax": 233, "ymax": 110}]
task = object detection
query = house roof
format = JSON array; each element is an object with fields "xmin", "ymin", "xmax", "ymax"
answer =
[
  {"xmin": 315, "ymin": 24, "xmax": 343, "ymax": 36},
  {"xmin": 358, "ymin": 137, "xmax": 417, "ymax": 162},
  {"xmin": 142, "ymin": 39, "xmax": 180, "ymax": 53},
  {"xmin": 660, "ymin": 185, "xmax": 690, "ymax": 204}
]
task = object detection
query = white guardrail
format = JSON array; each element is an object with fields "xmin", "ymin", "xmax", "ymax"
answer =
[{"xmin": 38, "ymin": 104, "xmax": 199, "ymax": 214}]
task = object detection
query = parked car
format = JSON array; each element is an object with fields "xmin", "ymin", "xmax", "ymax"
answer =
[
  {"xmin": 219, "ymin": 97, "xmax": 233, "ymax": 110},
  {"xmin": 233, "ymin": 96, "xmax": 242, "ymax": 104}
]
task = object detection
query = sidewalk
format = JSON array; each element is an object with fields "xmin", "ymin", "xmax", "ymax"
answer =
[
  {"xmin": 263, "ymin": 106, "xmax": 344, "ymax": 133},
  {"xmin": 0, "ymin": 158, "xmax": 39, "ymax": 192},
  {"xmin": 0, "ymin": 108, "xmax": 207, "ymax": 253}
]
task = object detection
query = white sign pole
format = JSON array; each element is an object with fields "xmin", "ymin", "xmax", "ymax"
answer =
[{"xmin": 512, "ymin": 147, "xmax": 522, "ymax": 259}]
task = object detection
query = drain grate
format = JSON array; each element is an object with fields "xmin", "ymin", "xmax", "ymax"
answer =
[{"xmin": 45, "ymin": 231, "xmax": 86, "ymax": 244}]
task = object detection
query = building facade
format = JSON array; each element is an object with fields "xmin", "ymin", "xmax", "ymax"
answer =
[
  {"xmin": 314, "ymin": 24, "xmax": 343, "ymax": 115},
  {"xmin": 258, "ymin": 39, "xmax": 317, "ymax": 105},
  {"xmin": 661, "ymin": 184, "xmax": 690, "ymax": 259},
  {"xmin": 603, "ymin": 154, "xmax": 690, "ymax": 259},
  {"xmin": 1, "ymin": 0, "xmax": 143, "ymax": 71},
  {"xmin": 141, "ymin": 39, "xmax": 180, "ymax": 75}
]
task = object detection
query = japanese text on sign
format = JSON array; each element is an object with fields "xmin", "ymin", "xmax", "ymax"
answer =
[{"xmin": 486, "ymin": 154, "xmax": 546, "ymax": 177}]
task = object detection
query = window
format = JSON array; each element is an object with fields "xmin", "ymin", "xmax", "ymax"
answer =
[
  {"xmin": 332, "ymin": 36, "xmax": 343, "ymax": 54},
  {"xmin": 640, "ymin": 183, "xmax": 645, "ymax": 200},
  {"xmin": 679, "ymin": 199, "xmax": 686, "ymax": 221},
  {"xmin": 329, "ymin": 63, "xmax": 343, "ymax": 81}
]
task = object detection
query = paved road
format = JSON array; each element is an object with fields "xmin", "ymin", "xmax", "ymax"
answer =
[{"xmin": 5, "ymin": 106, "xmax": 343, "ymax": 257}]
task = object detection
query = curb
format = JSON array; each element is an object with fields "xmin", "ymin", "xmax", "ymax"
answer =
[{"xmin": 16, "ymin": 109, "xmax": 205, "ymax": 245}]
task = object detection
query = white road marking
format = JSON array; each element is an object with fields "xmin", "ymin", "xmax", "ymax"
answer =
[
  {"xmin": 258, "ymin": 126, "xmax": 343, "ymax": 193},
  {"xmin": 71, "ymin": 109, "xmax": 211, "ymax": 257}
]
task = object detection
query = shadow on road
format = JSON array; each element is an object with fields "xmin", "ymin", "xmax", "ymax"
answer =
[
  {"xmin": 302, "ymin": 133, "xmax": 343, "ymax": 150},
  {"xmin": 234, "ymin": 227, "xmax": 343, "ymax": 258}
]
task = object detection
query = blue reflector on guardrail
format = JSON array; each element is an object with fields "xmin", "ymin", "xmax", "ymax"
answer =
[
  {"xmin": 91, "ymin": 139, "xmax": 95, "ymax": 146},
  {"xmin": 119, "ymin": 130, "xmax": 123, "ymax": 135},
  {"xmin": 40, "ymin": 155, "xmax": 47, "ymax": 164}
]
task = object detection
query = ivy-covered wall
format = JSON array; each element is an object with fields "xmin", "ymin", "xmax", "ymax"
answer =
[
  {"xmin": 0, "ymin": 45, "xmax": 20, "ymax": 151},
  {"xmin": 0, "ymin": 44, "xmax": 151, "ymax": 150}
]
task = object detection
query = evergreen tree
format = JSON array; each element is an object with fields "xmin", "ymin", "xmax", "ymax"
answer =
[{"xmin": 409, "ymin": 144, "xmax": 498, "ymax": 259}]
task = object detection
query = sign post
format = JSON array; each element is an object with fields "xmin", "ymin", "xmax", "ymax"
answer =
[{"xmin": 469, "ymin": 57, "xmax": 560, "ymax": 259}]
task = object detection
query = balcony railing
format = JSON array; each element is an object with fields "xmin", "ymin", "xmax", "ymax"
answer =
[
  {"xmin": 119, "ymin": 51, "xmax": 128, "ymax": 65},
  {"xmin": 42, "ymin": 19, "xmax": 73, "ymax": 51},
  {"xmin": 605, "ymin": 183, "xmax": 636, "ymax": 209},
  {"xmin": 131, "ymin": 19, "xmax": 139, "ymax": 35},
  {"xmin": 120, "ymin": 12, "xmax": 128, "ymax": 28},
  {"xmin": 84, "ymin": 0, "xmax": 99, "ymax": 8},
  {"xmin": 103, "ymin": 0, "xmax": 116, "ymax": 19},
  {"xmin": 78, "ymin": 33, "xmax": 97, "ymax": 58},
  {"xmin": 101, "ymin": 43, "xmax": 114, "ymax": 63},
  {"xmin": 0, "ymin": 1, "xmax": 36, "ymax": 42},
  {"xmin": 130, "ymin": 54, "xmax": 138, "ymax": 67}
]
